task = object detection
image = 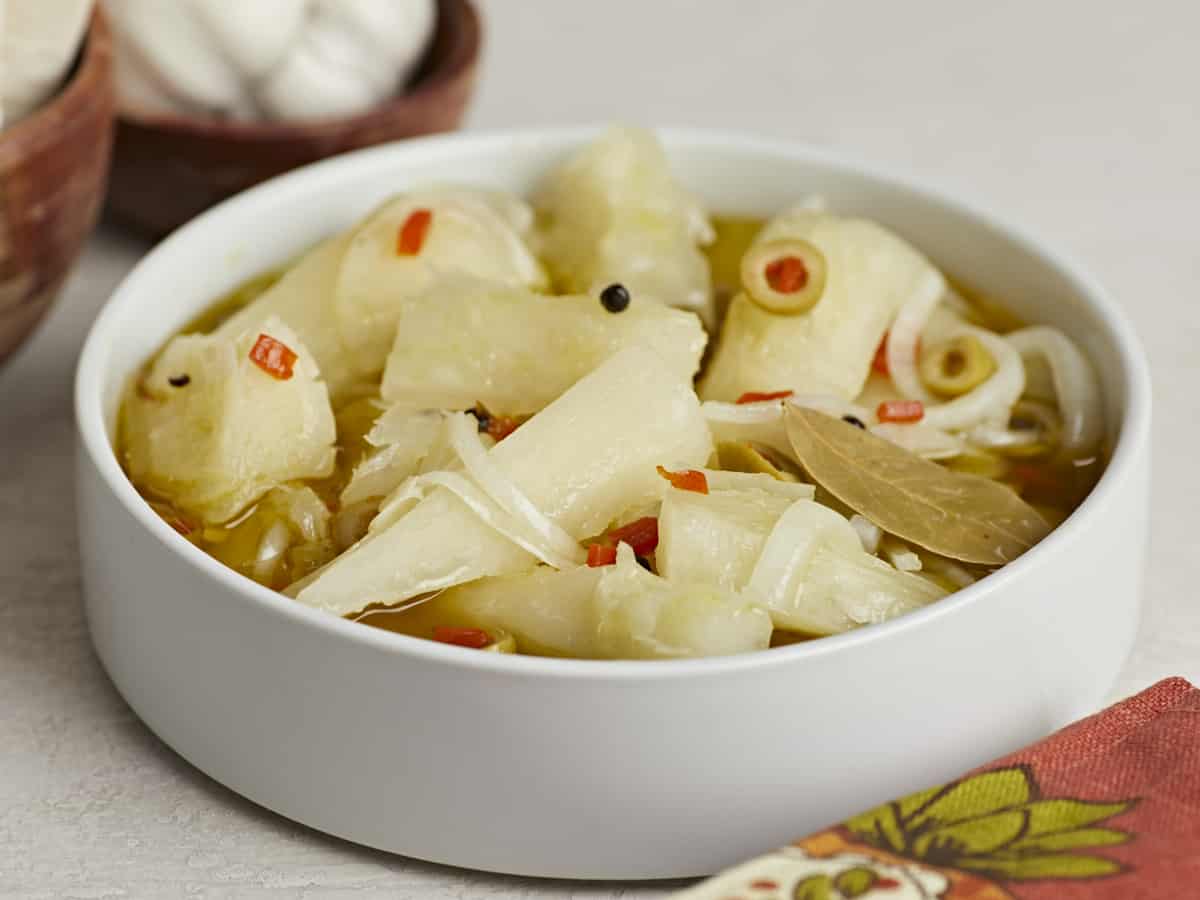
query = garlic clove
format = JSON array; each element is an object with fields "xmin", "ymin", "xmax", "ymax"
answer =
[
  {"xmin": 188, "ymin": 0, "xmax": 307, "ymax": 82},
  {"xmin": 2, "ymin": 0, "xmax": 94, "ymax": 125},
  {"xmin": 328, "ymin": 0, "xmax": 437, "ymax": 89},
  {"xmin": 256, "ymin": 35, "xmax": 381, "ymax": 121},
  {"xmin": 107, "ymin": 0, "xmax": 254, "ymax": 116}
]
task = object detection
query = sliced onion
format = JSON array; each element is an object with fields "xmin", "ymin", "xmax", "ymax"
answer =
[
  {"xmin": 921, "ymin": 555, "xmax": 978, "ymax": 588},
  {"xmin": 269, "ymin": 485, "xmax": 331, "ymax": 543},
  {"xmin": 704, "ymin": 394, "xmax": 869, "ymax": 424},
  {"xmin": 941, "ymin": 287, "xmax": 972, "ymax": 317},
  {"xmin": 702, "ymin": 400, "xmax": 791, "ymax": 458},
  {"xmin": 373, "ymin": 470, "xmax": 583, "ymax": 570},
  {"xmin": 367, "ymin": 406, "xmax": 445, "ymax": 448},
  {"xmin": 1005, "ymin": 326, "xmax": 1104, "ymax": 453},
  {"xmin": 747, "ymin": 500, "xmax": 861, "ymax": 609},
  {"xmin": 699, "ymin": 468, "xmax": 815, "ymax": 500},
  {"xmin": 880, "ymin": 536, "xmax": 922, "ymax": 572},
  {"xmin": 966, "ymin": 399, "xmax": 1062, "ymax": 458},
  {"xmin": 919, "ymin": 326, "xmax": 1025, "ymax": 432},
  {"xmin": 341, "ymin": 408, "xmax": 449, "ymax": 505},
  {"xmin": 703, "ymin": 399, "xmax": 786, "ymax": 425},
  {"xmin": 252, "ymin": 520, "xmax": 292, "ymax": 583},
  {"xmin": 885, "ymin": 269, "xmax": 947, "ymax": 403},
  {"xmin": 445, "ymin": 413, "xmax": 585, "ymax": 566},
  {"xmin": 849, "ymin": 514, "xmax": 882, "ymax": 554},
  {"xmin": 967, "ymin": 424, "xmax": 1043, "ymax": 451}
]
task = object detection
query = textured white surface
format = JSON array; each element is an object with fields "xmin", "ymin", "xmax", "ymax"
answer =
[{"xmin": 1, "ymin": 0, "xmax": 1196, "ymax": 895}]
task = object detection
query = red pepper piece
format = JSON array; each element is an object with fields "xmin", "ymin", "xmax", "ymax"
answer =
[
  {"xmin": 607, "ymin": 516, "xmax": 659, "ymax": 556},
  {"xmin": 736, "ymin": 389, "xmax": 795, "ymax": 404},
  {"xmin": 764, "ymin": 256, "xmax": 808, "ymax": 293},
  {"xmin": 486, "ymin": 415, "xmax": 525, "ymax": 442},
  {"xmin": 657, "ymin": 465, "xmax": 709, "ymax": 494},
  {"xmin": 396, "ymin": 208, "xmax": 433, "ymax": 255},
  {"xmin": 877, "ymin": 399, "xmax": 925, "ymax": 423},
  {"xmin": 587, "ymin": 542, "xmax": 619, "ymax": 567},
  {"xmin": 432, "ymin": 626, "xmax": 493, "ymax": 649},
  {"xmin": 248, "ymin": 333, "xmax": 298, "ymax": 380}
]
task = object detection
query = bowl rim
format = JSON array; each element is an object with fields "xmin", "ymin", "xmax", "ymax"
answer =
[
  {"xmin": 75, "ymin": 125, "xmax": 1153, "ymax": 681},
  {"xmin": 112, "ymin": 0, "xmax": 480, "ymax": 140},
  {"xmin": 0, "ymin": 4, "xmax": 112, "ymax": 166}
]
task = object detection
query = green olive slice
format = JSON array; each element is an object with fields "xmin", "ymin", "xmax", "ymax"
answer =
[{"xmin": 740, "ymin": 238, "xmax": 827, "ymax": 315}]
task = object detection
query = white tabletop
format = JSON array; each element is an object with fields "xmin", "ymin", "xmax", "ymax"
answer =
[{"xmin": 2, "ymin": 1, "xmax": 1196, "ymax": 896}]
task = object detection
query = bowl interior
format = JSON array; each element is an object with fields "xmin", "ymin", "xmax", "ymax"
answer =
[
  {"xmin": 79, "ymin": 129, "xmax": 1148, "ymax": 677},
  {"xmin": 88, "ymin": 129, "xmax": 1136, "ymax": 444}
]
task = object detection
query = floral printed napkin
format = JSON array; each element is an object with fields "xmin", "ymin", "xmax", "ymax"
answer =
[{"xmin": 674, "ymin": 677, "xmax": 1199, "ymax": 900}]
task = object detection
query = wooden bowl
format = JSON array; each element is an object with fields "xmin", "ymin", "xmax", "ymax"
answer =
[
  {"xmin": 0, "ymin": 7, "xmax": 115, "ymax": 365},
  {"xmin": 106, "ymin": 0, "xmax": 482, "ymax": 239}
]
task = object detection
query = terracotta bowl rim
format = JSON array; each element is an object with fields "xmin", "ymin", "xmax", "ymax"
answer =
[
  {"xmin": 0, "ymin": 5, "xmax": 113, "ymax": 165},
  {"xmin": 112, "ymin": 0, "xmax": 480, "ymax": 142}
]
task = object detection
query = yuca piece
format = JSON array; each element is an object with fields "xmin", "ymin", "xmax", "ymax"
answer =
[
  {"xmin": 214, "ymin": 235, "xmax": 358, "ymax": 397},
  {"xmin": 700, "ymin": 209, "xmax": 945, "ymax": 402},
  {"xmin": 657, "ymin": 487, "xmax": 945, "ymax": 635},
  {"xmin": 122, "ymin": 317, "xmax": 336, "ymax": 525},
  {"xmin": 534, "ymin": 126, "xmax": 716, "ymax": 324},
  {"xmin": 295, "ymin": 346, "xmax": 713, "ymax": 616},
  {"xmin": 215, "ymin": 189, "xmax": 545, "ymax": 401},
  {"xmin": 380, "ymin": 277, "xmax": 708, "ymax": 414},
  {"xmin": 398, "ymin": 544, "xmax": 771, "ymax": 660},
  {"xmin": 334, "ymin": 190, "xmax": 547, "ymax": 381}
]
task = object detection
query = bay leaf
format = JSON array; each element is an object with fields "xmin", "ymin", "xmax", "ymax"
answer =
[{"xmin": 784, "ymin": 407, "xmax": 1050, "ymax": 565}]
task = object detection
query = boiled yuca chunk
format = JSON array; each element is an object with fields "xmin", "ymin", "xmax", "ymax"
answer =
[
  {"xmin": 295, "ymin": 346, "xmax": 714, "ymax": 616},
  {"xmin": 534, "ymin": 126, "xmax": 715, "ymax": 323},
  {"xmin": 657, "ymin": 487, "xmax": 945, "ymax": 636},
  {"xmin": 335, "ymin": 188, "xmax": 548, "ymax": 384},
  {"xmin": 380, "ymin": 277, "xmax": 707, "ymax": 414},
  {"xmin": 122, "ymin": 317, "xmax": 336, "ymax": 525},
  {"xmin": 396, "ymin": 545, "xmax": 771, "ymax": 659},
  {"xmin": 214, "ymin": 189, "xmax": 545, "ymax": 401},
  {"xmin": 214, "ymin": 235, "xmax": 358, "ymax": 397},
  {"xmin": 699, "ymin": 209, "xmax": 945, "ymax": 402}
]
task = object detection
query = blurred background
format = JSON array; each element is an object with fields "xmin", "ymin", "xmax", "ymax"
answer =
[{"xmin": 1, "ymin": 0, "xmax": 1196, "ymax": 895}]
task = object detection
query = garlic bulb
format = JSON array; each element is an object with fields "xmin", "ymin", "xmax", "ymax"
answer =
[
  {"xmin": 1, "ymin": 0, "xmax": 95, "ymax": 128},
  {"xmin": 105, "ymin": 0, "xmax": 436, "ymax": 122}
]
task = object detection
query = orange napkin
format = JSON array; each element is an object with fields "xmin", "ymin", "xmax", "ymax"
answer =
[{"xmin": 674, "ymin": 677, "xmax": 1199, "ymax": 899}]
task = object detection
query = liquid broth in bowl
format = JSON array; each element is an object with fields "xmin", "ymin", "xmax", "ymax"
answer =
[{"xmin": 117, "ymin": 126, "xmax": 1106, "ymax": 660}]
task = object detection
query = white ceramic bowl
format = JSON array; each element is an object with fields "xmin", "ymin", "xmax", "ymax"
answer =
[{"xmin": 75, "ymin": 128, "xmax": 1151, "ymax": 880}]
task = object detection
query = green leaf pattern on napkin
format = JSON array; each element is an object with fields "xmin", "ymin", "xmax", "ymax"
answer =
[{"xmin": 843, "ymin": 765, "xmax": 1134, "ymax": 881}]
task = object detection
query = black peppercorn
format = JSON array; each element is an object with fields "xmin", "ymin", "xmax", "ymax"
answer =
[
  {"xmin": 467, "ymin": 405, "xmax": 491, "ymax": 433},
  {"xmin": 841, "ymin": 415, "xmax": 866, "ymax": 429},
  {"xmin": 600, "ymin": 283, "xmax": 630, "ymax": 313},
  {"xmin": 168, "ymin": 374, "xmax": 191, "ymax": 387}
]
